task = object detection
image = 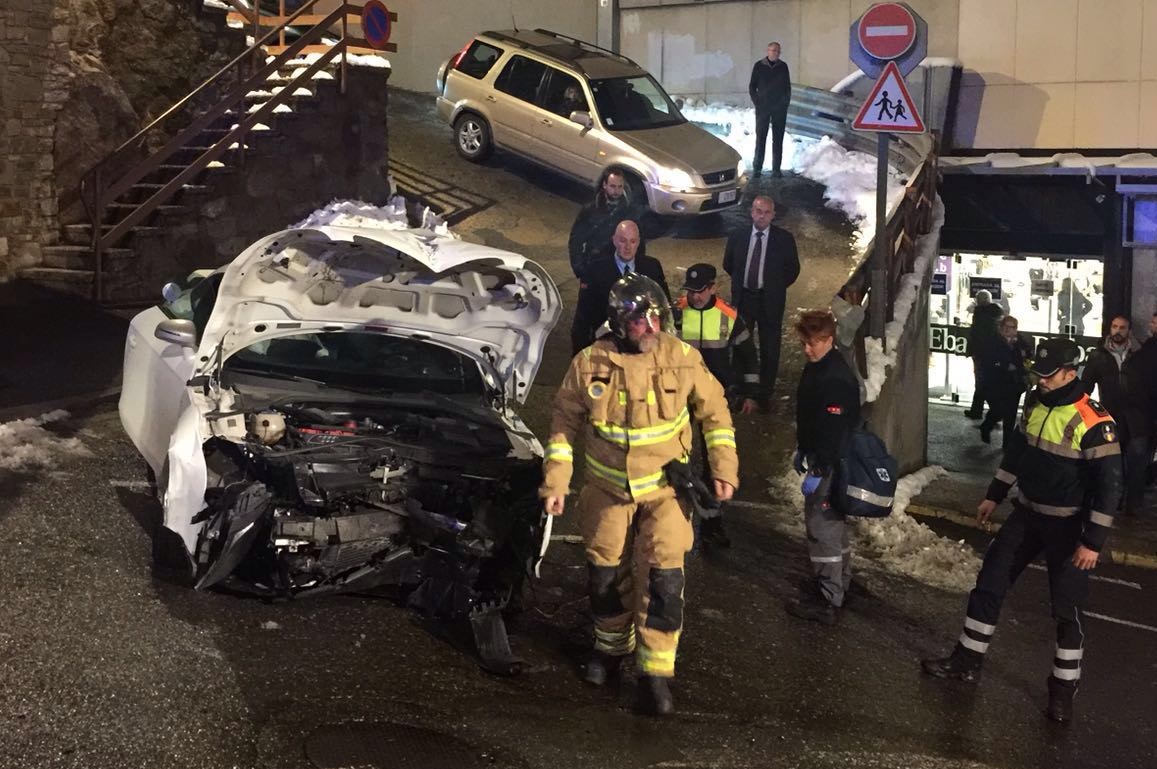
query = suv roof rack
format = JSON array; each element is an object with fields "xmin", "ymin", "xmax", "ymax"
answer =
[
  {"xmin": 481, "ymin": 28, "xmax": 641, "ymax": 76},
  {"xmin": 531, "ymin": 29, "xmax": 639, "ymax": 68}
]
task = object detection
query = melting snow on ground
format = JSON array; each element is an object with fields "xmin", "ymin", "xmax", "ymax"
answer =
[
  {"xmin": 768, "ymin": 463, "xmax": 980, "ymax": 592},
  {"xmin": 284, "ymin": 51, "xmax": 391, "ymax": 70},
  {"xmin": 680, "ymin": 102, "xmax": 905, "ymax": 252},
  {"xmin": 293, "ymin": 196, "xmax": 455, "ymax": 237},
  {"xmin": 0, "ymin": 411, "xmax": 90, "ymax": 474}
]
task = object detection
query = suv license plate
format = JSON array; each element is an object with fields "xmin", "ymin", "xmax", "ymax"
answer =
[{"xmin": 717, "ymin": 189, "xmax": 737, "ymax": 204}]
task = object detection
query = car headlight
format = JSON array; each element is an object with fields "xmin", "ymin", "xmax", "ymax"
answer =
[
  {"xmin": 737, "ymin": 158, "xmax": 746, "ymax": 178},
  {"xmin": 657, "ymin": 167, "xmax": 695, "ymax": 191}
]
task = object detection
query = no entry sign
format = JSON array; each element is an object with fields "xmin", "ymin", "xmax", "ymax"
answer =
[{"xmin": 857, "ymin": 3, "xmax": 916, "ymax": 60}]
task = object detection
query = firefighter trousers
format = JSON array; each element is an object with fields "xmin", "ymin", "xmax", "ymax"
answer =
[
  {"xmin": 955, "ymin": 503, "xmax": 1090, "ymax": 687},
  {"xmin": 578, "ymin": 483, "xmax": 694, "ymax": 678},
  {"xmin": 803, "ymin": 470, "xmax": 852, "ymax": 607}
]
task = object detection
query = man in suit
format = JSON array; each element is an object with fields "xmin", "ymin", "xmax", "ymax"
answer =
[
  {"xmin": 749, "ymin": 42, "xmax": 792, "ymax": 178},
  {"xmin": 572, "ymin": 220, "xmax": 670, "ymax": 354},
  {"xmin": 722, "ymin": 195, "xmax": 800, "ymax": 410}
]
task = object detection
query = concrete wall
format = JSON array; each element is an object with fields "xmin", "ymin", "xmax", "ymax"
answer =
[
  {"xmin": 616, "ymin": 0, "xmax": 1155, "ymax": 150},
  {"xmin": 331, "ymin": 0, "xmax": 597, "ymax": 94}
]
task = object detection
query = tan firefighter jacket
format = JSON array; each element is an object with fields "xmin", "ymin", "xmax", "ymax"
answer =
[{"xmin": 540, "ymin": 332, "xmax": 739, "ymax": 501}]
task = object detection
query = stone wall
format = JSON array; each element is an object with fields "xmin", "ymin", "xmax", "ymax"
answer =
[
  {"xmin": 0, "ymin": 0, "xmax": 247, "ymax": 280},
  {"xmin": 119, "ymin": 67, "xmax": 391, "ymax": 303},
  {"xmin": 0, "ymin": 1, "xmax": 69, "ymax": 276}
]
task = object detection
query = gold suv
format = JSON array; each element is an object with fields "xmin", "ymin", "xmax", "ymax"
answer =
[{"xmin": 436, "ymin": 29, "xmax": 746, "ymax": 215}]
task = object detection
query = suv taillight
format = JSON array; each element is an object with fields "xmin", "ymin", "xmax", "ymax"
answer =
[{"xmin": 451, "ymin": 41, "xmax": 471, "ymax": 70}]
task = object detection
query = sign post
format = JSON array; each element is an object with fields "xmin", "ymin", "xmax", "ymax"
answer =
[{"xmin": 849, "ymin": 2, "xmax": 928, "ymax": 342}]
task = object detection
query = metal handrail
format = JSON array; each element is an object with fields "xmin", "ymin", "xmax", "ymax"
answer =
[{"xmin": 81, "ymin": 0, "xmax": 355, "ymax": 301}]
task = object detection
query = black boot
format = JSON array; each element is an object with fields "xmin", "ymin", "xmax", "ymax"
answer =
[
  {"xmin": 921, "ymin": 649, "xmax": 982, "ymax": 683},
  {"xmin": 700, "ymin": 517, "xmax": 731, "ymax": 548},
  {"xmin": 1045, "ymin": 677, "xmax": 1076, "ymax": 724},
  {"xmin": 785, "ymin": 592, "xmax": 839, "ymax": 626},
  {"xmin": 637, "ymin": 675, "xmax": 675, "ymax": 716},
  {"xmin": 583, "ymin": 652, "xmax": 623, "ymax": 686}
]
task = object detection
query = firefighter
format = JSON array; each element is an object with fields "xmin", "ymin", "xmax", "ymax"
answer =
[
  {"xmin": 673, "ymin": 263, "xmax": 760, "ymax": 549},
  {"xmin": 540, "ymin": 273, "xmax": 739, "ymax": 716},
  {"xmin": 921, "ymin": 338, "xmax": 1124, "ymax": 725}
]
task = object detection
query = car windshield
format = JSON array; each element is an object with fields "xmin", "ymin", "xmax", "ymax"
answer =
[
  {"xmin": 590, "ymin": 75, "xmax": 685, "ymax": 131},
  {"xmin": 222, "ymin": 332, "xmax": 487, "ymax": 396}
]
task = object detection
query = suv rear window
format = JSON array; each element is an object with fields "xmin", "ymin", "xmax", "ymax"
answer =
[
  {"xmin": 456, "ymin": 40, "xmax": 503, "ymax": 79},
  {"xmin": 494, "ymin": 55, "xmax": 548, "ymax": 103}
]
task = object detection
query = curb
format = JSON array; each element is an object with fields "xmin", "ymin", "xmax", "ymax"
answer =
[
  {"xmin": 0, "ymin": 386, "xmax": 122, "ymax": 424},
  {"xmin": 907, "ymin": 503, "xmax": 1157, "ymax": 572}
]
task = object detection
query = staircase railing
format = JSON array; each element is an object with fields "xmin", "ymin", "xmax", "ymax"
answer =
[{"xmin": 79, "ymin": 0, "xmax": 361, "ymax": 302}]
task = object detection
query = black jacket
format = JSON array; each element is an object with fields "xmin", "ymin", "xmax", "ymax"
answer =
[
  {"xmin": 967, "ymin": 303, "xmax": 1003, "ymax": 362},
  {"xmin": 796, "ymin": 346, "xmax": 861, "ymax": 471},
  {"xmin": 567, "ymin": 195, "xmax": 650, "ymax": 280},
  {"xmin": 575, "ymin": 252, "xmax": 670, "ymax": 347},
  {"xmin": 722, "ymin": 225, "xmax": 799, "ymax": 312},
  {"xmin": 986, "ymin": 377, "xmax": 1124, "ymax": 552},
  {"xmin": 749, "ymin": 58, "xmax": 791, "ymax": 113},
  {"xmin": 1082, "ymin": 338, "xmax": 1153, "ymax": 439},
  {"xmin": 982, "ymin": 334, "xmax": 1029, "ymax": 396}
]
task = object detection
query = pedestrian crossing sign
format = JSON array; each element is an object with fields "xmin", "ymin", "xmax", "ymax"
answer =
[{"xmin": 852, "ymin": 60, "xmax": 925, "ymax": 133}]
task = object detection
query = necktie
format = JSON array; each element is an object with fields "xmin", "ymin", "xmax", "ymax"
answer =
[
  {"xmin": 623, "ymin": 262, "xmax": 632, "ymax": 275},
  {"xmin": 746, "ymin": 231, "xmax": 763, "ymax": 290}
]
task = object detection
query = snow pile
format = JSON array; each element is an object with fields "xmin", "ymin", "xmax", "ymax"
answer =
[
  {"xmin": 285, "ymin": 51, "xmax": 391, "ymax": 71},
  {"xmin": 862, "ymin": 196, "xmax": 946, "ymax": 401},
  {"xmin": 793, "ymin": 137, "xmax": 906, "ymax": 253},
  {"xmin": 293, "ymin": 196, "xmax": 454, "ymax": 237},
  {"xmin": 680, "ymin": 103, "xmax": 905, "ymax": 252},
  {"xmin": 767, "ymin": 463, "xmax": 979, "ymax": 592},
  {"xmin": 850, "ymin": 465, "xmax": 981, "ymax": 593},
  {"xmin": 0, "ymin": 411, "xmax": 90, "ymax": 474}
]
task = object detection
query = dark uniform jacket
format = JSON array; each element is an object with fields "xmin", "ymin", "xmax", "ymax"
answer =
[
  {"xmin": 575, "ymin": 252, "xmax": 670, "ymax": 348},
  {"xmin": 1082, "ymin": 338, "xmax": 1152, "ymax": 440},
  {"xmin": 567, "ymin": 194, "xmax": 649, "ymax": 280},
  {"xmin": 749, "ymin": 58, "xmax": 791, "ymax": 113},
  {"xmin": 983, "ymin": 334, "xmax": 1029, "ymax": 398},
  {"xmin": 968, "ymin": 302, "xmax": 1003, "ymax": 363},
  {"xmin": 673, "ymin": 295, "xmax": 760, "ymax": 397},
  {"xmin": 721, "ymin": 224, "xmax": 800, "ymax": 313},
  {"xmin": 795, "ymin": 346, "xmax": 862, "ymax": 471},
  {"xmin": 985, "ymin": 377, "xmax": 1124, "ymax": 552}
]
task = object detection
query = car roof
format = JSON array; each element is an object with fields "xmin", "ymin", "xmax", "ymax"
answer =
[{"xmin": 478, "ymin": 29, "xmax": 647, "ymax": 79}]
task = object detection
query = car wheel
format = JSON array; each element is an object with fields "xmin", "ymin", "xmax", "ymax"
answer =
[
  {"xmin": 454, "ymin": 114, "xmax": 492, "ymax": 162},
  {"xmin": 624, "ymin": 173, "xmax": 649, "ymax": 210}
]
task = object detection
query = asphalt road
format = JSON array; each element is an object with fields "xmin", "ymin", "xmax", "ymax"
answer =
[{"xmin": 2, "ymin": 89, "xmax": 1154, "ymax": 768}]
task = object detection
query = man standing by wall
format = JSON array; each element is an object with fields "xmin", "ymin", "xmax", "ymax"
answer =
[
  {"xmin": 541, "ymin": 273, "xmax": 738, "ymax": 716},
  {"xmin": 749, "ymin": 42, "xmax": 791, "ymax": 178},
  {"xmin": 722, "ymin": 195, "xmax": 800, "ymax": 411}
]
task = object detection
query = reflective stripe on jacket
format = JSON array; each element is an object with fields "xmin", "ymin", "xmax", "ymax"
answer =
[
  {"xmin": 540, "ymin": 332, "xmax": 739, "ymax": 501},
  {"xmin": 986, "ymin": 379, "xmax": 1124, "ymax": 551}
]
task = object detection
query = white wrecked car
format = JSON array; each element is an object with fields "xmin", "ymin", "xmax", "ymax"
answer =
[{"xmin": 119, "ymin": 225, "xmax": 561, "ymax": 672}]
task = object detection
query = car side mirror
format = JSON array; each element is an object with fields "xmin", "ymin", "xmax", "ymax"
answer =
[
  {"xmin": 569, "ymin": 110, "xmax": 594, "ymax": 129},
  {"xmin": 155, "ymin": 318, "xmax": 197, "ymax": 349},
  {"xmin": 675, "ymin": 97, "xmax": 685, "ymax": 109}
]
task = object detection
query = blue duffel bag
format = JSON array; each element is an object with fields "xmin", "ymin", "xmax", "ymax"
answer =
[{"xmin": 833, "ymin": 427, "xmax": 897, "ymax": 518}]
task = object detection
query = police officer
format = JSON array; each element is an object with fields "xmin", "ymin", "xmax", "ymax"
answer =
[
  {"xmin": 922, "ymin": 338, "xmax": 1124, "ymax": 725},
  {"xmin": 541, "ymin": 273, "xmax": 739, "ymax": 716},
  {"xmin": 674, "ymin": 263, "xmax": 759, "ymax": 548}
]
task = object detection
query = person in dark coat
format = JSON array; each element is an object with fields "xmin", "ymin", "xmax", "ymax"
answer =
[
  {"xmin": 1081, "ymin": 315, "xmax": 1151, "ymax": 515},
  {"xmin": 979, "ymin": 316, "xmax": 1030, "ymax": 447},
  {"xmin": 572, "ymin": 220, "xmax": 669, "ymax": 353},
  {"xmin": 749, "ymin": 42, "xmax": 791, "ymax": 178},
  {"xmin": 722, "ymin": 195, "xmax": 800, "ymax": 411},
  {"xmin": 788, "ymin": 309, "xmax": 861, "ymax": 625},
  {"xmin": 567, "ymin": 167, "xmax": 649, "ymax": 281},
  {"xmin": 965, "ymin": 289, "xmax": 1003, "ymax": 419}
]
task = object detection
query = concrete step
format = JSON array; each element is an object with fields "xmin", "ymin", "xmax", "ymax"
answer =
[
  {"xmin": 102, "ymin": 202, "xmax": 190, "ymax": 224},
  {"xmin": 40, "ymin": 245, "xmax": 135, "ymax": 270},
  {"xmin": 18, "ymin": 268, "xmax": 95, "ymax": 299},
  {"xmin": 62, "ymin": 223, "xmax": 162, "ymax": 246}
]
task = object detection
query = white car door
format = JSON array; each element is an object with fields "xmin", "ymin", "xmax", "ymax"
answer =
[{"xmin": 118, "ymin": 306, "xmax": 198, "ymax": 477}]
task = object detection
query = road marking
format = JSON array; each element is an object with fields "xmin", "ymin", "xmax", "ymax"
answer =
[
  {"xmin": 1085, "ymin": 611, "xmax": 1157, "ymax": 633},
  {"xmin": 1027, "ymin": 562, "xmax": 1141, "ymax": 590},
  {"xmin": 108, "ymin": 480, "xmax": 152, "ymax": 490},
  {"xmin": 865, "ymin": 25, "xmax": 909, "ymax": 36}
]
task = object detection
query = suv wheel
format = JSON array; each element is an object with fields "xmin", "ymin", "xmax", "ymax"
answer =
[
  {"xmin": 624, "ymin": 173, "xmax": 649, "ymax": 210},
  {"xmin": 455, "ymin": 114, "xmax": 492, "ymax": 162}
]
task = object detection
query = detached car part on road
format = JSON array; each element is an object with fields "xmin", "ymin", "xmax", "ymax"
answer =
[
  {"xmin": 436, "ymin": 28, "xmax": 746, "ymax": 215},
  {"xmin": 119, "ymin": 225, "xmax": 561, "ymax": 673}
]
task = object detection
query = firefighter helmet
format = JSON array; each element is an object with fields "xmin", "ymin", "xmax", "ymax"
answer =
[{"xmin": 607, "ymin": 272, "xmax": 671, "ymax": 338}]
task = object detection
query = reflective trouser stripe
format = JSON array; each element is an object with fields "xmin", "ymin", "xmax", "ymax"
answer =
[
  {"xmin": 637, "ymin": 640, "xmax": 678, "ymax": 677},
  {"xmin": 1053, "ymin": 643, "xmax": 1083, "ymax": 681},
  {"xmin": 1052, "ymin": 666, "xmax": 1081, "ymax": 681},
  {"xmin": 594, "ymin": 626, "xmax": 635, "ymax": 656},
  {"xmin": 965, "ymin": 617, "xmax": 996, "ymax": 635},
  {"xmin": 1055, "ymin": 647, "xmax": 1083, "ymax": 660},
  {"xmin": 810, "ymin": 555, "xmax": 844, "ymax": 563},
  {"xmin": 959, "ymin": 633, "xmax": 990, "ymax": 654}
]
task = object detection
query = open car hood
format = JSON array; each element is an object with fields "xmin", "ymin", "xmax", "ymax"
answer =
[{"xmin": 195, "ymin": 226, "xmax": 562, "ymax": 403}]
